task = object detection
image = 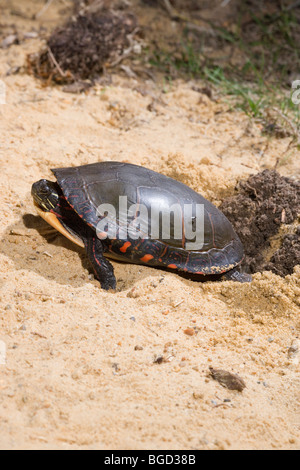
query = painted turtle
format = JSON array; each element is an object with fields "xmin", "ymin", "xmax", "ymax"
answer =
[{"xmin": 31, "ymin": 162, "xmax": 251, "ymax": 289}]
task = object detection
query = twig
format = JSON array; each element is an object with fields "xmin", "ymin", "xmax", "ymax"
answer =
[
  {"xmin": 31, "ymin": 332, "xmax": 47, "ymax": 339},
  {"xmin": 35, "ymin": 0, "xmax": 55, "ymax": 19},
  {"xmin": 161, "ymin": 0, "xmax": 188, "ymax": 21},
  {"xmin": 272, "ymin": 106, "xmax": 300, "ymax": 144},
  {"xmin": 186, "ymin": 23, "xmax": 217, "ymax": 36},
  {"xmin": 79, "ymin": 0, "xmax": 106, "ymax": 15},
  {"xmin": 109, "ymin": 47, "xmax": 134, "ymax": 67},
  {"xmin": 109, "ymin": 27, "xmax": 140, "ymax": 67},
  {"xmin": 286, "ymin": 0, "xmax": 300, "ymax": 12},
  {"xmin": 47, "ymin": 47, "xmax": 67, "ymax": 78},
  {"xmin": 221, "ymin": 0, "xmax": 233, "ymax": 6},
  {"xmin": 161, "ymin": 0, "xmax": 230, "ymax": 35},
  {"xmin": 162, "ymin": 0, "xmax": 175, "ymax": 17},
  {"xmin": 264, "ymin": 0, "xmax": 300, "ymax": 24}
]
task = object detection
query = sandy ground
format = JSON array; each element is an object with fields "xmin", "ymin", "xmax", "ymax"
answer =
[{"xmin": 0, "ymin": 0, "xmax": 299, "ymax": 450}]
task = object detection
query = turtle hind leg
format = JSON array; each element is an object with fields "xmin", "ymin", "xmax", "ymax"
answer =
[
  {"xmin": 222, "ymin": 267, "xmax": 252, "ymax": 283},
  {"xmin": 83, "ymin": 236, "xmax": 116, "ymax": 290}
]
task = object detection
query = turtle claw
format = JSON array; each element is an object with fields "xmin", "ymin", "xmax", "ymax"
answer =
[
  {"xmin": 222, "ymin": 268, "xmax": 252, "ymax": 283},
  {"xmin": 101, "ymin": 277, "xmax": 117, "ymax": 291}
]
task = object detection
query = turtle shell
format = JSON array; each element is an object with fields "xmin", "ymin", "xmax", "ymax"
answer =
[{"xmin": 52, "ymin": 162, "xmax": 244, "ymax": 275}]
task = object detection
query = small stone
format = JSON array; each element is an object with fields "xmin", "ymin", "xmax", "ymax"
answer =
[
  {"xmin": 184, "ymin": 328, "xmax": 195, "ymax": 336},
  {"xmin": 209, "ymin": 367, "xmax": 246, "ymax": 392},
  {"xmin": 288, "ymin": 340, "xmax": 300, "ymax": 358},
  {"xmin": 71, "ymin": 371, "xmax": 81, "ymax": 380},
  {"xmin": 288, "ymin": 340, "xmax": 300, "ymax": 365},
  {"xmin": 1, "ymin": 34, "xmax": 18, "ymax": 48},
  {"xmin": 153, "ymin": 355, "xmax": 164, "ymax": 364},
  {"xmin": 127, "ymin": 288, "xmax": 141, "ymax": 298},
  {"xmin": 23, "ymin": 31, "xmax": 39, "ymax": 39},
  {"xmin": 193, "ymin": 392, "xmax": 204, "ymax": 400},
  {"xmin": 134, "ymin": 345, "xmax": 143, "ymax": 351},
  {"xmin": 112, "ymin": 363, "xmax": 120, "ymax": 372}
]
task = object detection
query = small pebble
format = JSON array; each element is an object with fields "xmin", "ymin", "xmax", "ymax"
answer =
[
  {"xmin": 184, "ymin": 328, "xmax": 195, "ymax": 336},
  {"xmin": 1, "ymin": 34, "xmax": 18, "ymax": 48},
  {"xmin": 209, "ymin": 367, "xmax": 246, "ymax": 392},
  {"xmin": 153, "ymin": 355, "xmax": 164, "ymax": 364},
  {"xmin": 193, "ymin": 392, "xmax": 204, "ymax": 400},
  {"xmin": 288, "ymin": 340, "xmax": 300, "ymax": 358},
  {"xmin": 23, "ymin": 31, "xmax": 39, "ymax": 39}
]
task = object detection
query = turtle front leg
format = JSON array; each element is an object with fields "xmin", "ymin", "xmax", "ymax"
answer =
[{"xmin": 84, "ymin": 236, "xmax": 116, "ymax": 290}]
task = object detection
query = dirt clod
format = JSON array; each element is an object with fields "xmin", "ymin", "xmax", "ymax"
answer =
[
  {"xmin": 220, "ymin": 170, "xmax": 300, "ymax": 276},
  {"xmin": 27, "ymin": 10, "xmax": 137, "ymax": 83}
]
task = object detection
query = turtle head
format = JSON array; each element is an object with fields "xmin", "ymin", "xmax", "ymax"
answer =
[{"xmin": 31, "ymin": 179, "xmax": 60, "ymax": 212}]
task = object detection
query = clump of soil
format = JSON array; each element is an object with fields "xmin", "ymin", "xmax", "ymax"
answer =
[
  {"xmin": 220, "ymin": 170, "xmax": 300, "ymax": 276},
  {"xmin": 266, "ymin": 228, "xmax": 300, "ymax": 277},
  {"xmin": 27, "ymin": 10, "xmax": 137, "ymax": 83}
]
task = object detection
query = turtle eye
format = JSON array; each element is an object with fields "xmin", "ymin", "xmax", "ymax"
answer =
[{"xmin": 39, "ymin": 180, "xmax": 51, "ymax": 195}]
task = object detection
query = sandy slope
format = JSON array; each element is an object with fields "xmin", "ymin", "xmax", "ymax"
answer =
[{"xmin": 0, "ymin": 0, "xmax": 299, "ymax": 450}]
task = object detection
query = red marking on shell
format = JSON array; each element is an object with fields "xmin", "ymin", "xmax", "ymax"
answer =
[
  {"xmin": 161, "ymin": 246, "xmax": 168, "ymax": 257},
  {"xmin": 140, "ymin": 254, "xmax": 154, "ymax": 263},
  {"xmin": 120, "ymin": 241, "xmax": 131, "ymax": 253},
  {"xmin": 168, "ymin": 264, "xmax": 177, "ymax": 270}
]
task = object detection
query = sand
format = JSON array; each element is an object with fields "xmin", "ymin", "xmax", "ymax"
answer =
[{"xmin": 0, "ymin": 0, "xmax": 299, "ymax": 450}]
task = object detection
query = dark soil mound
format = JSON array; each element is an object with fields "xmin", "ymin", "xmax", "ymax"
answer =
[
  {"xmin": 265, "ymin": 228, "xmax": 300, "ymax": 277},
  {"xmin": 27, "ymin": 10, "xmax": 137, "ymax": 83},
  {"xmin": 220, "ymin": 170, "xmax": 300, "ymax": 276}
]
